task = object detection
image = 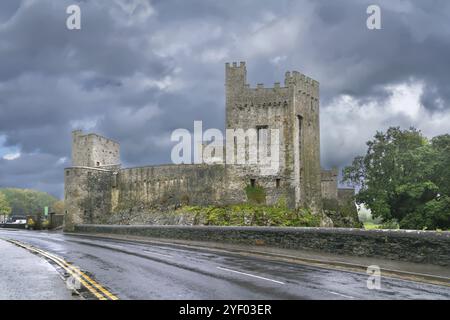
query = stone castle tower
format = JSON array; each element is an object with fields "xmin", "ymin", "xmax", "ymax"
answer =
[
  {"xmin": 225, "ymin": 61, "xmax": 321, "ymax": 209},
  {"xmin": 64, "ymin": 62, "xmax": 347, "ymax": 231},
  {"xmin": 71, "ymin": 130, "xmax": 120, "ymax": 168}
]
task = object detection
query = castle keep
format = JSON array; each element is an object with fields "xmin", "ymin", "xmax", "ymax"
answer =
[{"xmin": 64, "ymin": 62, "xmax": 350, "ymax": 231}]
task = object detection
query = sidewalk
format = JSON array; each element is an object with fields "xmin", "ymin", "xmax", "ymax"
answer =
[
  {"xmin": 70, "ymin": 232, "xmax": 450, "ymax": 285},
  {"xmin": 0, "ymin": 239, "xmax": 74, "ymax": 300}
]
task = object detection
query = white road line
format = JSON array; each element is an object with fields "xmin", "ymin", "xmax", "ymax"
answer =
[
  {"xmin": 108, "ymin": 244, "xmax": 125, "ymax": 249},
  {"xmin": 78, "ymin": 241, "xmax": 173, "ymax": 258},
  {"xmin": 142, "ymin": 249, "xmax": 172, "ymax": 258},
  {"xmin": 217, "ymin": 267, "xmax": 285, "ymax": 285},
  {"xmin": 327, "ymin": 291, "xmax": 354, "ymax": 299},
  {"xmin": 109, "ymin": 244, "xmax": 172, "ymax": 258}
]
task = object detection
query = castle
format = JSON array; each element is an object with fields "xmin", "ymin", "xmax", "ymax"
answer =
[{"xmin": 64, "ymin": 62, "xmax": 351, "ymax": 231}]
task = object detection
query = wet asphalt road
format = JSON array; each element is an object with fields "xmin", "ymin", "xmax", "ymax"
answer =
[{"xmin": 0, "ymin": 229, "xmax": 449, "ymax": 300}]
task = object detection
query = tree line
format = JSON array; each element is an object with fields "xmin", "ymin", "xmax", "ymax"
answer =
[{"xmin": 0, "ymin": 188, "xmax": 64, "ymax": 219}]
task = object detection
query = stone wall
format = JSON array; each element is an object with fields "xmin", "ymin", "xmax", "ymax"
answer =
[
  {"xmin": 49, "ymin": 213, "xmax": 64, "ymax": 229},
  {"xmin": 73, "ymin": 225, "xmax": 450, "ymax": 266},
  {"xmin": 64, "ymin": 167, "xmax": 115, "ymax": 231},
  {"xmin": 338, "ymin": 188, "xmax": 356, "ymax": 205},
  {"xmin": 117, "ymin": 164, "xmax": 229, "ymax": 209},
  {"xmin": 115, "ymin": 164, "xmax": 292, "ymax": 211},
  {"xmin": 321, "ymin": 168, "xmax": 338, "ymax": 200}
]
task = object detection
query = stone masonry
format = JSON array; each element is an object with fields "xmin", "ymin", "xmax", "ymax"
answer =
[{"xmin": 64, "ymin": 62, "xmax": 353, "ymax": 231}]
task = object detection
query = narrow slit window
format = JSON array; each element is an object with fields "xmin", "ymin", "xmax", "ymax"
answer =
[{"xmin": 297, "ymin": 115, "xmax": 303, "ymax": 158}]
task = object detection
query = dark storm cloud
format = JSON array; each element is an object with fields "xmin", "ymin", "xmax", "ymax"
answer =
[
  {"xmin": 0, "ymin": 0, "xmax": 449, "ymax": 197},
  {"xmin": 0, "ymin": 0, "xmax": 21, "ymax": 23},
  {"xmin": 0, "ymin": 152, "xmax": 66, "ymax": 197}
]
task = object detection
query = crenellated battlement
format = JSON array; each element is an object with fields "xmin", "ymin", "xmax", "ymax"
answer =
[
  {"xmin": 285, "ymin": 70, "xmax": 319, "ymax": 98},
  {"xmin": 284, "ymin": 71, "xmax": 318, "ymax": 86},
  {"xmin": 225, "ymin": 61, "xmax": 246, "ymax": 69},
  {"xmin": 225, "ymin": 61, "xmax": 247, "ymax": 88},
  {"xmin": 226, "ymin": 62, "xmax": 319, "ymax": 98}
]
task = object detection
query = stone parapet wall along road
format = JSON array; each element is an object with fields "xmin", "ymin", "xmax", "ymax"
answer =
[{"xmin": 73, "ymin": 225, "xmax": 450, "ymax": 266}]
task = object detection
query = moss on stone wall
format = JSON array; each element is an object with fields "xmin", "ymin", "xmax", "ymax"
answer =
[
  {"xmin": 245, "ymin": 185, "xmax": 266, "ymax": 204},
  {"xmin": 180, "ymin": 203, "xmax": 322, "ymax": 227},
  {"xmin": 323, "ymin": 198, "xmax": 362, "ymax": 228},
  {"xmin": 106, "ymin": 199, "xmax": 321, "ymax": 227}
]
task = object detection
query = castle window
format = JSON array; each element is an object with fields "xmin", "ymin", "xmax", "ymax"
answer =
[
  {"xmin": 66, "ymin": 171, "xmax": 70, "ymax": 176},
  {"xmin": 276, "ymin": 179, "xmax": 281, "ymax": 188},
  {"xmin": 250, "ymin": 179, "xmax": 256, "ymax": 187},
  {"xmin": 96, "ymin": 161, "xmax": 100, "ymax": 166},
  {"xmin": 256, "ymin": 125, "xmax": 268, "ymax": 131},
  {"xmin": 297, "ymin": 115, "xmax": 303, "ymax": 154}
]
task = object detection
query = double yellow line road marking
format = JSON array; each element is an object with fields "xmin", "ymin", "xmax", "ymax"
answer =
[{"xmin": 7, "ymin": 239, "xmax": 119, "ymax": 300}]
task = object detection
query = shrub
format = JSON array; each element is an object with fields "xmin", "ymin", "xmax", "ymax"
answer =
[
  {"xmin": 26, "ymin": 217, "xmax": 35, "ymax": 229},
  {"xmin": 399, "ymin": 196, "xmax": 450, "ymax": 230},
  {"xmin": 41, "ymin": 219, "xmax": 50, "ymax": 229},
  {"xmin": 380, "ymin": 219, "xmax": 399, "ymax": 230},
  {"xmin": 183, "ymin": 202, "xmax": 321, "ymax": 227}
]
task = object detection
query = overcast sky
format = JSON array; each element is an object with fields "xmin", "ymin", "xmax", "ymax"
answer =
[{"xmin": 0, "ymin": 0, "xmax": 449, "ymax": 198}]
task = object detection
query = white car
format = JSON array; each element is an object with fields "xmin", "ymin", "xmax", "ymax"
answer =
[{"xmin": 12, "ymin": 219, "xmax": 27, "ymax": 224}]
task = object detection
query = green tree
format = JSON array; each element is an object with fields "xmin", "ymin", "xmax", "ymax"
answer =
[
  {"xmin": 343, "ymin": 127, "xmax": 450, "ymax": 230},
  {"xmin": 0, "ymin": 188, "xmax": 59, "ymax": 216},
  {"xmin": 52, "ymin": 200, "xmax": 65, "ymax": 215},
  {"xmin": 0, "ymin": 192, "xmax": 12, "ymax": 222},
  {"xmin": 429, "ymin": 134, "xmax": 450, "ymax": 196}
]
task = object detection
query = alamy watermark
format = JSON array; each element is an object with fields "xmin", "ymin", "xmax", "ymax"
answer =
[
  {"xmin": 171, "ymin": 121, "xmax": 280, "ymax": 175},
  {"xmin": 367, "ymin": 5, "xmax": 381, "ymax": 30},
  {"xmin": 366, "ymin": 265, "xmax": 381, "ymax": 290},
  {"xmin": 66, "ymin": 4, "xmax": 81, "ymax": 30},
  {"xmin": 65, "ymin": 4, "xmax": 381, "ymax": 31},
  {"xmin": 66, "ymin": 267, "xmax": 82, "ymax": 291}
]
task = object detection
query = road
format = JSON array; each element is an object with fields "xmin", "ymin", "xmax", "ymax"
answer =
[{"xmin": 0, "ymin": 229, "xmax": 449, "ymax": 300}]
